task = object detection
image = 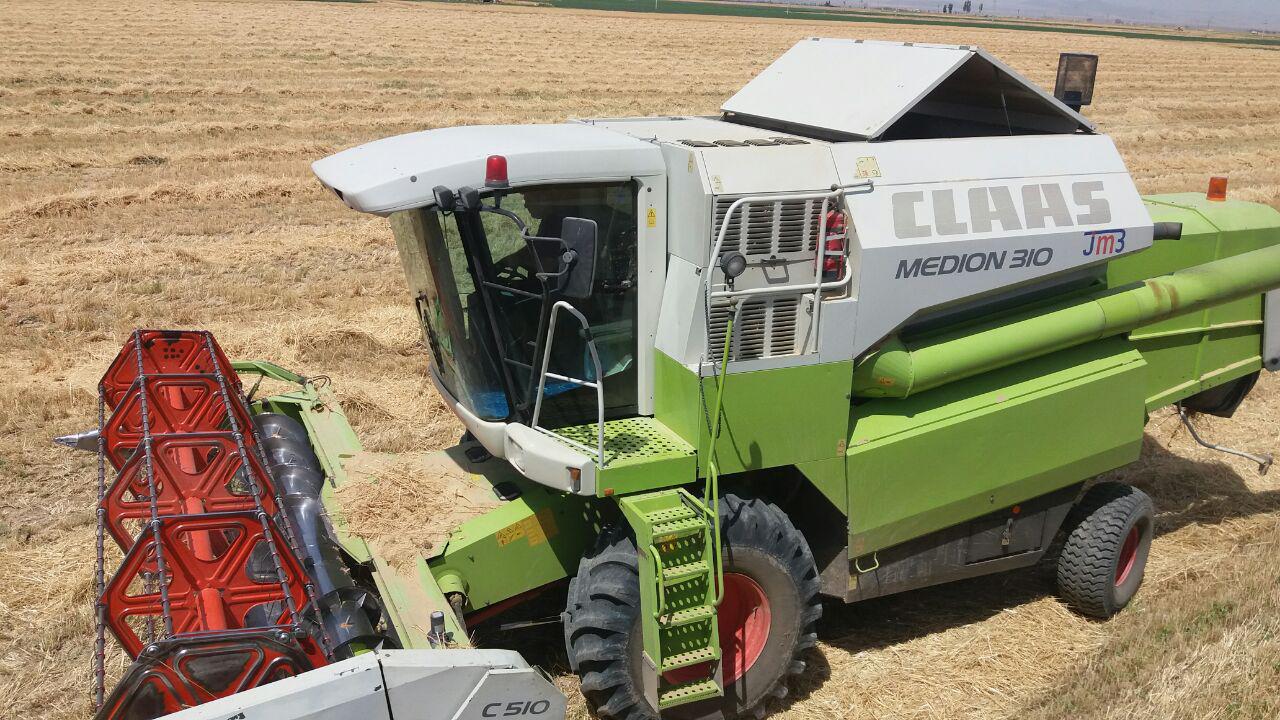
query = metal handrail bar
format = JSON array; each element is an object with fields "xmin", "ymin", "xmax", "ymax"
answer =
[{"xmin": 530, "ymin": 301, "xmax": 606, "ymax": 466}]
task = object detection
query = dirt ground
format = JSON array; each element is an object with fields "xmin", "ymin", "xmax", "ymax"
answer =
[{"xmin": 2, "ymin": 1, "xmax": 1279, "ymax": 718}]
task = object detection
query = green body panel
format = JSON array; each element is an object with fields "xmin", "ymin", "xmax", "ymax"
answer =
[
  {"xmin": 424, "ymin": 466, "xmax": 604, "ymax": 611},
  {"xmin": 834, "ymin": 338, "xmax": 1147, "ymax": 556},
  {"xmin": 619, "ymin": 489, "xmax": 723, "ymax": 709},
  {"xmin": 655, "ymin": 350, "xmax": 852, "ymax": 476},
  {"xmin": 1115, "ymin": 195, "xmax": 1280, "ymax": 409}
]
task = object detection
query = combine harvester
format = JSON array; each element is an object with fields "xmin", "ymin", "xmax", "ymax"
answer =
[{"xmin": 62, "ymin": 40, "xmax": 1280, "ymax": 720}]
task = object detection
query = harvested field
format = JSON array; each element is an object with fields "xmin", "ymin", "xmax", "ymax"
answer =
[
  {"xmin": 337, "ymin": 450, "xmax": 503, "ymax": 567},
  {"xmin": 1, "ymin": 1, "xmax": 1279, "ymax": 719}
]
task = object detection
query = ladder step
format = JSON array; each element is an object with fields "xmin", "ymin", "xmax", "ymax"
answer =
[
  {"xmin": 644, "ymin": 504, "xmax": 697, "ymax": 525},
  {"xmin": 651, "ymin": 516, "xmax": 705, "ymax": 541},
  {"xmin": 659, "ymin": 678, "xmax": 722, "ymax": 709},
  {"xmin": 661, "ymin": 604, "xmax": 715, "ymax": 627},
  {"xmin": 661, "ymin": 560, "xmax": 709, "ymax": 585},
  {"xmin": 660, "ymin": 645, "xmax": 719, "ymax": 673}
]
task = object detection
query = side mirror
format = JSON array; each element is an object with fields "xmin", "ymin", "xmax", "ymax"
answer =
[{"xmin": 558, "ymin": 217, "xmax": 598, "ymax": 299}]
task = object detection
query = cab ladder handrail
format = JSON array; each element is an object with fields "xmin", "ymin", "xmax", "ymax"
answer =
[{"xmin": 530, "ymin": 300, "xmax": 606, "ymax": 466}]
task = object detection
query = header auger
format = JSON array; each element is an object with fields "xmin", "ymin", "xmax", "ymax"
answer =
[{"xmin": 61, "ymin": 39, "xmax": 1280, "ymax": 720}]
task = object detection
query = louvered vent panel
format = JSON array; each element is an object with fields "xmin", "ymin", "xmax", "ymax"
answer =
[
  {"xmin": 707, "ymin": 296, "xmax": 802, "ymax": 361},
  {"xmin": 712, "ymin": 197, "xmax": 826, "ymax": 257}
]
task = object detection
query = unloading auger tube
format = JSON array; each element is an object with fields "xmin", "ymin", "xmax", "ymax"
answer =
[{"xmin": 852, "ymin": 242, "xmax": 1280, "ymax": 399}]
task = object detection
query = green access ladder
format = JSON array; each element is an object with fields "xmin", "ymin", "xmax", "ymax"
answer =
[{"xmin": 620, "ymin": 488, "xmax": 723, "ymax": 711}]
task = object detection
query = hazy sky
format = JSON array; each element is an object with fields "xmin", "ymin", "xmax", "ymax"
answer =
[{"xmin": 838, "ymin": 0, "xmax": 1280, "ymax": 30}]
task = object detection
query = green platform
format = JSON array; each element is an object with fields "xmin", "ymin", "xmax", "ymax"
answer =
[{"xmin": 555, "ymin": 416, "xmax": 698, "ymax": 496}]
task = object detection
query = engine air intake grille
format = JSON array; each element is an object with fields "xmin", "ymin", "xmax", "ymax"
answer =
[
  {"xmin": 707, "ymin": 296, "xmax": 801, "ymax": 361},
  {"xmin": 712, "ymin": 197, "xmax": 825, "ymax": 256}
]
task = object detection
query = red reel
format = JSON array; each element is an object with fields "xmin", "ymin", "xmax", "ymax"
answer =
[
  {"xmin": 95, "ymin": 633, "xmax": 313, "ymax": 720},
  {"xmin": 101, "ymin": 433, "xmax": 279, "ymax": 552},
  {"xmin": 101, "ymin": 512, "xmax": 323, "ymax": 665},
  {"xmin": 101, "ymin": 375, "xmax": 257, "ymax": 470},
  {"xmin": 101, "ymin": 330, "xmax": 239, "ymax": 411}
]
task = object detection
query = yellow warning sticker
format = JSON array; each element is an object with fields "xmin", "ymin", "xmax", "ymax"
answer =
[
  {"xmin": 646, "ymin": 207, "xmax": 657, "ymax": 228},
  {"xmin": 855, "ymin": 156, "xmax": 881, "ymax": 178},
  {"xmin": 497, "ymin": 508, "xmax": 560, "ymax": 548},
  {"xmin": 495, "ymin": 523, "xmax": 524, "ymax": 547}
]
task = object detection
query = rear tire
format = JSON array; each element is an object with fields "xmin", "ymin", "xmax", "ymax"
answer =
[
  {"xmin": 1055, "ymin": 482, "xmax": 1154, "ymax": 618},
  {"xmin": 564, "ymin": 493, "xmax": 820, "ymax": 720}
]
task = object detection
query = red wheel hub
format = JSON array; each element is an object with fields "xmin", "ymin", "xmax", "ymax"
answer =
[
  {"xmin": 664, "ymin": 572, "xmax": 771, "ymax": 686},
  {"xmin": 1115, "ymin": 526, "xmax": 1140, "ymax": 586}
]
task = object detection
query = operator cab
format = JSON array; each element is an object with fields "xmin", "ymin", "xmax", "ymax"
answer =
[
  {"xmin": 391, "ymin": 181, "xmax": 640, "ymax": 428},
  {"xmin": 312, "ymin": 123, "xmax": 667, "ymax": 489}
]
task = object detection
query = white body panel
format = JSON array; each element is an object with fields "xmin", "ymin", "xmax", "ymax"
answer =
[
  {"xmin": 722, "ymin": 38, "xmax": 1093, "ymax": 140},
  {"xmin": 723, "ymin": 39, "xmax": 972, "ymax": 139},
  {"xmin": 837, "ymin": 134, "xmax": 1153, "ymax": 357},
  {"xmin": 312, "ymin": 124, "xmax": 664, "ymax": 215},
  {"xmin": 162, "ymin": 650, "xmax": 565, "ymax": 720},
  {"xmin": 1264, "ymin": 290, "xmax": 1280, "ymax": 371}
]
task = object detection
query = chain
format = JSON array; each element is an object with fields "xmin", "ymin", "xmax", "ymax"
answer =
[
  {"xmin": 92, "ymin": 393, "xmax": 107, "ymax": 711},
  {"xmin": 199, "ymin": 333, "xmax": 304, "ymax": 638},
  {"xmin": 132, "ymin": 330, "xmax": 175, "ymax": 639}
]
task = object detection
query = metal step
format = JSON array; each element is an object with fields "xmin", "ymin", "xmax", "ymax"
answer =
[
  {"xmin": 661, "ymin": 560, "xmax": 710, "ymax": 585},
  {"xmin": 650, "ymin": 516, "xmax": 706, "ymax": 541},
  {"xmin": 660, "ymin": 645, "xmax": 719, "ymax": 673},
  {"xmin": 644, "ymin": 505, "xmax": 697, "ymax": 525},
  {"xmin": 659, "ymin": 678, "xmax": 723, "ymax": 710},
  {"xmin": 661, "ymin": 604, "xmax": 715, "ymax": 628}
]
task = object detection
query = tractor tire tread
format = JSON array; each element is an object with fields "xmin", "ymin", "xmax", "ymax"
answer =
[{"xmin": 1056, "ymin": 482, "xmax": 1153, "ymax": 618}]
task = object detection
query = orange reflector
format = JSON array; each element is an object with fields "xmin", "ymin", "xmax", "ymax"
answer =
[{"xmin": 1207, "ymin": 176, "xmax": 1228, "ymax": 201}]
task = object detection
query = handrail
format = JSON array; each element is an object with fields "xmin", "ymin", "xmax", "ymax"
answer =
[
  {"xmin": 701, "ymin": 181, "xmax": 871, "ymax": 363},
  {"xmin": 647, "ymin": 545, "xmax": 668, "ymax": 619},
  {"xmin": 530, "ymin": 300, "xmax": 606, "ymax": 466}
]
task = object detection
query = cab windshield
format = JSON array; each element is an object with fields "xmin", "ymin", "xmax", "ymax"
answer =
[{"xmin": 390, "ymin": 182, "xmax": 639, "ymax": 428}]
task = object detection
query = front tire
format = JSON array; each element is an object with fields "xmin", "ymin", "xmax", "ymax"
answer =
[
  {"xmin": 1055, "ymin": 482, "xmax": 1154, "ymax": 618},
  {"xmin": 564, "ymin": 493, "xmax": 820, "ymax": 720}
]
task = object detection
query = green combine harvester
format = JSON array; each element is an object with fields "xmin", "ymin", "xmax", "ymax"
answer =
[{"xmin": 68, "ymin": 40, "xmax": 1280, "ymax": 720}]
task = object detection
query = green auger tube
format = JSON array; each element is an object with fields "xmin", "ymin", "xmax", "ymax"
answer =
[{"xmin": 852, "ymin": 242, "xmax": 1280, "ymax": 399}]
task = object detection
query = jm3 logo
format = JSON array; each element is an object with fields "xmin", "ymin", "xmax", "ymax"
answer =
[{"xmin": 1083, "ymin": 228, "xmax": 1126, "ymax": 257}]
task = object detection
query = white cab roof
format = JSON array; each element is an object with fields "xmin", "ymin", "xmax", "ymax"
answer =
[
  {"xmin": 721, "ymin": 38, "xmax": 1093, "ymax": 140},
  {"xmin": 312, "ymin": 124, "xmax": 665, "ymax": 215}
]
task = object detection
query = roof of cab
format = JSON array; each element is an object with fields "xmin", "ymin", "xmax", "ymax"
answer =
[{"xmin": 311, "ymin": 123, "xmax": 665, "ymax": 215}]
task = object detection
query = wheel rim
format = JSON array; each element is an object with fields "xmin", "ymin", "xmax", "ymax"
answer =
[
  {"xmin": 663, "ymin": 572, "xmax": 772, "ymax": 687},
  {"xmin": 720, "ymin": 572, "xmax": 772, "ymax": 684},
  {"xmin": 1115, "ymin": 526, "xmax": 1140, "ymax": 586}
]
